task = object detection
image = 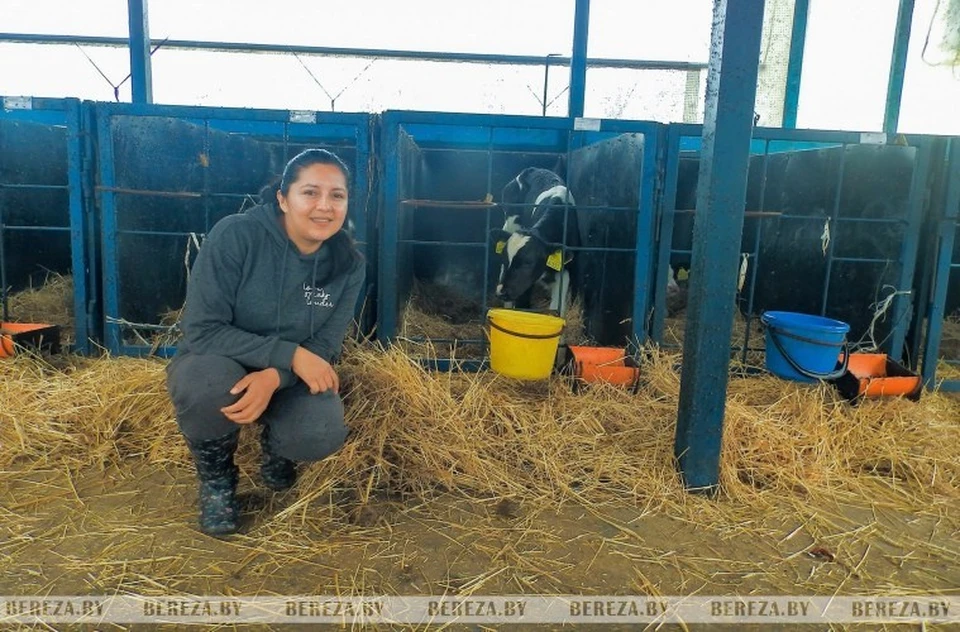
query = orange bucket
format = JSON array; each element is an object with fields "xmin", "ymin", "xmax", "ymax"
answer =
[
  {"xmin": 0, "ymin": 322, "xmax": 62, "ymax": 358},
  {"xmin": 568, "ymin": 345, "xmax": 640, "ymax": 387}
]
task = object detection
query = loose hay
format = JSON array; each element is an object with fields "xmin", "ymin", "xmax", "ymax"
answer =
[
  {"xmin": 5, "ymin": 272, "xmax": 75, "ymax": 344},
  {"xmin": 2, "ymin": 345, "xmax": 959, "ymax": 601},
  {"xmin": 3, "ymin": 344, "xmax": 957, "ymax": 513}
]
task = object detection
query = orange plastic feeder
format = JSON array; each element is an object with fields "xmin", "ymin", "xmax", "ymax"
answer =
[
  {"xmin": 832, "ymin": 353, "xmax": 921, "ymax": 401},
  {"xmin": 568, "ymin": 345, "xmax": 640, "ymax": 387},
  {"xmin": 0, "ymin": 322, "xmax": 61, "ymax": 358}
]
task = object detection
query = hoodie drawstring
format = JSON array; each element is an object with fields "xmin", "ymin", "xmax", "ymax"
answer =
[
  {"xmin": 310, "ymin": 251, "xmax": 320, "ymax": 338},
  {"xmin": 276, "ymin": 240, "xmax": 289, "ymax": 336}
]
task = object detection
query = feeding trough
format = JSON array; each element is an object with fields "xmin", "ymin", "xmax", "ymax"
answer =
[
  {"xmin": 566, "ymin": 345, "xmax": 640, "ymax": 388},
  {"xmin": 832, "ymin": 353, "xmax": 922, "ymax": 402},
  {"xmin": 0, "ymin": 323, "xmax": 61, "ymax": 358}
]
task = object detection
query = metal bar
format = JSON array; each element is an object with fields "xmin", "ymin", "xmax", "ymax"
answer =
[
  {"xmin": 126, "ymin": 0, "xmax": 153, "ymax": 104},
  {"xmin": 0, "ymin": 33, "xmax": 709, "ymax": 72},
  {"xmin": 0, "ymin": 191, "xmax": 6, "ymax": 322},
  {"xmin": 96, "ymin": 107, "xmax": 122, "ymax": 354},
  {"xmin": 0, "ymin": 183, "xmax": 70, "ymax": 191},
  {"xmin": 631, "ymin": 123, "xmax": 664, "ymax": 345},
  {"xmin": 116, "ymin": 229, "xmax": 205, "ymax": 239},
  {"xmin": 675, "ymin": 0, "xmax": 766, "ymax": 493},
  {"xmin": 819, "ymin": 146, "xmax": 847, "ymax": 317},
  {"xmin": 378, "ymin": 114, "xmax": 401, "ymax": 343},
  {"xmin": 81, "ymin": 100, "xmax": 102, "ymax": 352},
  {"xmin": 921, "ymin": 139, "xmax": 960, "ymax": 387},
  {"xmin": 97, "ymin": 186, "xmax": 202, "ymax": 198},
  {"xmin": 782, "ymin": 0, "xmax": 809, "ymax": 128},
  {"xmin": 888, "ymin": 140, "xmax": 930, "ymax": 361},
  {"xmin": 569, "ymin": 0, "xmax": 591, "ymax": 118},
  {"xmin": 652, "ymin": 126, "xmax": 684, "ymax": 344},
  {"xmin": 884, "ymin": 0, "xmax": 916, "ymax": 134},
  {"xmin": 741, "ymin": 141, "xmax": 771, "ymax": 365},
  {"xmin": 0, "ymin": 225, "xmax": 70, "ymax": 232}
]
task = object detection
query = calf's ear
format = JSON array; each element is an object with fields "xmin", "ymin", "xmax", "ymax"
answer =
[{"xmin": 489, "ymin": 229, "xmax": 511, "ymax": 256}]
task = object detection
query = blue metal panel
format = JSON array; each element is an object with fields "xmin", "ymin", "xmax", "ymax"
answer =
[
  {"xmin": 884, "ymin": 0, "xmax": 916, "ymax": 134},
  {"xmin": 95, "ymin": 105, "xmax": 123, "ymax": 354},
  {"xmin": 674, "ymin": 0, "xmax": 766, "ymax": 492},
  {"xmin": 569, "ymin": 0, "xmax": 591, "ymax": 118},
  {"xmin": 377, "ymin": 112, "xmax": 402, "ymax": 343},
  {"xmin": 782, "ymin": 0, "xmax": 809, "ymax": 129},
  {"xmin": 888, "ymin": 139, "xmax": 932, "ymax": 362},
  {"xmin": 94, "ymin": 102, "xmax": 372, "ymax": 356},
  {"xmin": 64, "ymin": 99, "xmax": 93, "ymax": 355},
  {"xmin": 631, "ymin": 123, "xmax": 665, "ymax": 346},
  {"xmin": 921, "ymin": 138, "xmax": 960, "ymax": 388},
  {"xmin": 653, "ymin": 124, "xmax": 685, "ymax": 343},
  {"xmin": 126, "ymin": 0, "xmax": 153, "ymax": 104}
]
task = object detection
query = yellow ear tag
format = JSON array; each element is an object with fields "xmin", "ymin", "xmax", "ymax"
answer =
[
  {"xmin": 676, "ymin": 268, "xmax": 689, "ymax": 282},
  {"xmin": 546, "ymin": 250, "xmax": 563, "ymax": 271},
  {"xmin": 495, "ymin": 241, "xmax": 506, "ymax": 254}
]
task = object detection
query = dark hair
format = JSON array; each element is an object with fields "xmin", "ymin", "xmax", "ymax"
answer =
[{"xmin": 258, "ymin": 148, "xmax": 363, "ymax": 283}]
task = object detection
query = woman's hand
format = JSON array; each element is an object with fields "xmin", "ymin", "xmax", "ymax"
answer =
[
  {"xmin": 291, "ymin": 346, "xmax": 339, "ymax": 394},
  {"xmin": 220, "ymin": 368, "xmax": 281, "ymax": 424}
]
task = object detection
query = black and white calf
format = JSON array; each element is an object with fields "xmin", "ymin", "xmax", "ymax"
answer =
[{"xmin": 491, "ymin": 167, "xmax": 579, "ymax": 314}]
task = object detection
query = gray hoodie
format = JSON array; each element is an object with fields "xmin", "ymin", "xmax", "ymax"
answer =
[{"xmin": 172, "ymin": 203, "xmax": 365, "ymax": 389}]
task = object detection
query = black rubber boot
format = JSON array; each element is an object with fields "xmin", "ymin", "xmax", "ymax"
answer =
[
  {"xmin": 186, "ymin": 432, "xmax": 240, "ymax": 536},
  {"xmin": 260, "ymin": 423, "xmax": 296, "ymax": 491}
]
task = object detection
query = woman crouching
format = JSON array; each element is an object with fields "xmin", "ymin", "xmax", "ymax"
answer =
[{"xmin": 166, "ymin": 149, "xmax": 365, "ymax": 536}]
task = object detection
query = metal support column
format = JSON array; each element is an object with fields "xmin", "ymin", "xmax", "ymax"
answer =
[
  {"xmin": 127, "ymin": 0, "xmax": 153, "ymax": 104},
  {"xmin": 782, "ymin": 0, "xmax": 809, "ymax": 128},
  {"xmin": 884, "ymin": 0, "xmax": 915, "ymax": 134},
  {"xmin": 675, "ymin": 0, "xmax": 766, "ymax": 492},
  {"xmin": 568, "ymin": 0, "xmax": 590, "ymax": 118}
]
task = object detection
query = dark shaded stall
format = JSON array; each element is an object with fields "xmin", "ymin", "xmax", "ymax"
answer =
[
  {"xmin": 94, "ymin": 103, "xmax": 373, "ymax": 356},
  {"xmin": 654, "ymin": 125, "xmax": 930, "ymax": 367},
  {"xmin": 0, "ymin": 97, "xmax": 95, "ymax": 352},
  {"xmin": 379, "ymin": 111, "xmax": 660, "ymax": 368}
]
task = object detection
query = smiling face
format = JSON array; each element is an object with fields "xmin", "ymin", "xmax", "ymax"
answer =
[{"xmin": 277, "ymin": 162, "xmax": 348, "ymax": 254}]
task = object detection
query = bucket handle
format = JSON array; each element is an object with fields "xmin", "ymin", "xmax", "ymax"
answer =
[
  {"xmin": 767, "ymin": 326, "xmax": 850, "ymax": 381},
  {"xmin": 487, "ymin": 317, "xmax": 563, "ymax": 340}
]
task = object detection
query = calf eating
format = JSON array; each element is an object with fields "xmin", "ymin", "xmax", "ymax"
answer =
[{"xmin": 492, "ymin": 167, "xmax": 579, "ymax": 314}]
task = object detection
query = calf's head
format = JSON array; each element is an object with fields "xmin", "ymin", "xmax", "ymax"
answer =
[{"xmin": 490, "ymin": 228, "xmax": 551, "ymax": 303}]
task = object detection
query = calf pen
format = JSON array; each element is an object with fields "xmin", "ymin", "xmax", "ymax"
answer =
[
  {"xmin": 0, "ymin": 96, "xmax": 94, "ymax": 352},
  {"xmin": 93, "ymin": 103, "xmax": 375, "ymax": 356},
  {"xmin": 378, "ymin": 110, "xmax": 660, "ymax": 368}
]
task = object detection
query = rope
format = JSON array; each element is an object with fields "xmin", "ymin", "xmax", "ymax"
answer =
[
  {"xmin": 737, "ymin": 253, "xmax": 749, "ymax": 293},
  {"xmin": 853, "ymin": 284, "xmax": 912, "ymax": 352},
  {"xmin": 820, "ymin": 218, "xmax": 831, "ymax": 257}
]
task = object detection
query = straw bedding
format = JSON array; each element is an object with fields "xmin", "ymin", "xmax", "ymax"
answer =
[
  {"xmin": 2, "ymin": 343, "xmax": 958, "ymax": 512},
  {"xmin": 4, "ymin": 272, "xmax": 75, "ymax": 343},
  {"xmin": 2, "ymin": 344, "xmax": 959, "ymax": 601}
]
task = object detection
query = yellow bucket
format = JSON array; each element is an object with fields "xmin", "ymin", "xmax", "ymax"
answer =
[{"xmin": 487, "ymin": 308, "xmax": 565, "ymax": 380}]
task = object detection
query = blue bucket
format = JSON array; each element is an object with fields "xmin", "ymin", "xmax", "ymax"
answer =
[{"xmin": 761, "ymin": 311, "xmax": 850, "ymax": 383}]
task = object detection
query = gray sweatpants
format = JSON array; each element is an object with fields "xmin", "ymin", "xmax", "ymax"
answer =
[{"xmin": 166, "ymin": 354, "xmax": 348, "ymax": 462}]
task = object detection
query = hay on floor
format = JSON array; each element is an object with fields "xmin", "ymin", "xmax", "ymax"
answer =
[
  {"xmin": 2, "ymin": 343, "xmax": 957, "ymax": 515},
  {"xmin": 2, "ymin": 344, "xmax": 959, "ymax": 598},
  {"xmin": 4, "ymin": 272, "xmax": 74, "ymax": 344}
]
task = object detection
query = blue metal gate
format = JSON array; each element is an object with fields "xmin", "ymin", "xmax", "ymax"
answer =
[
  {"xmin": 378, "ymin": 110, "xmax": 662, "ymax": 368},
  {"xmin": 0, "ymin": 96, "xmax": 96, "ymax": 354},
  {"xmin": 921, "ymin": 138, "xmax": 960, "ymax": 392},
  {"xmin": 653, "ymin": 124, "xmax": 931, "ymax": 368},
  {"xmin": 94, "ymin": 103, "xmax": 373, "ymax": 356}
]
